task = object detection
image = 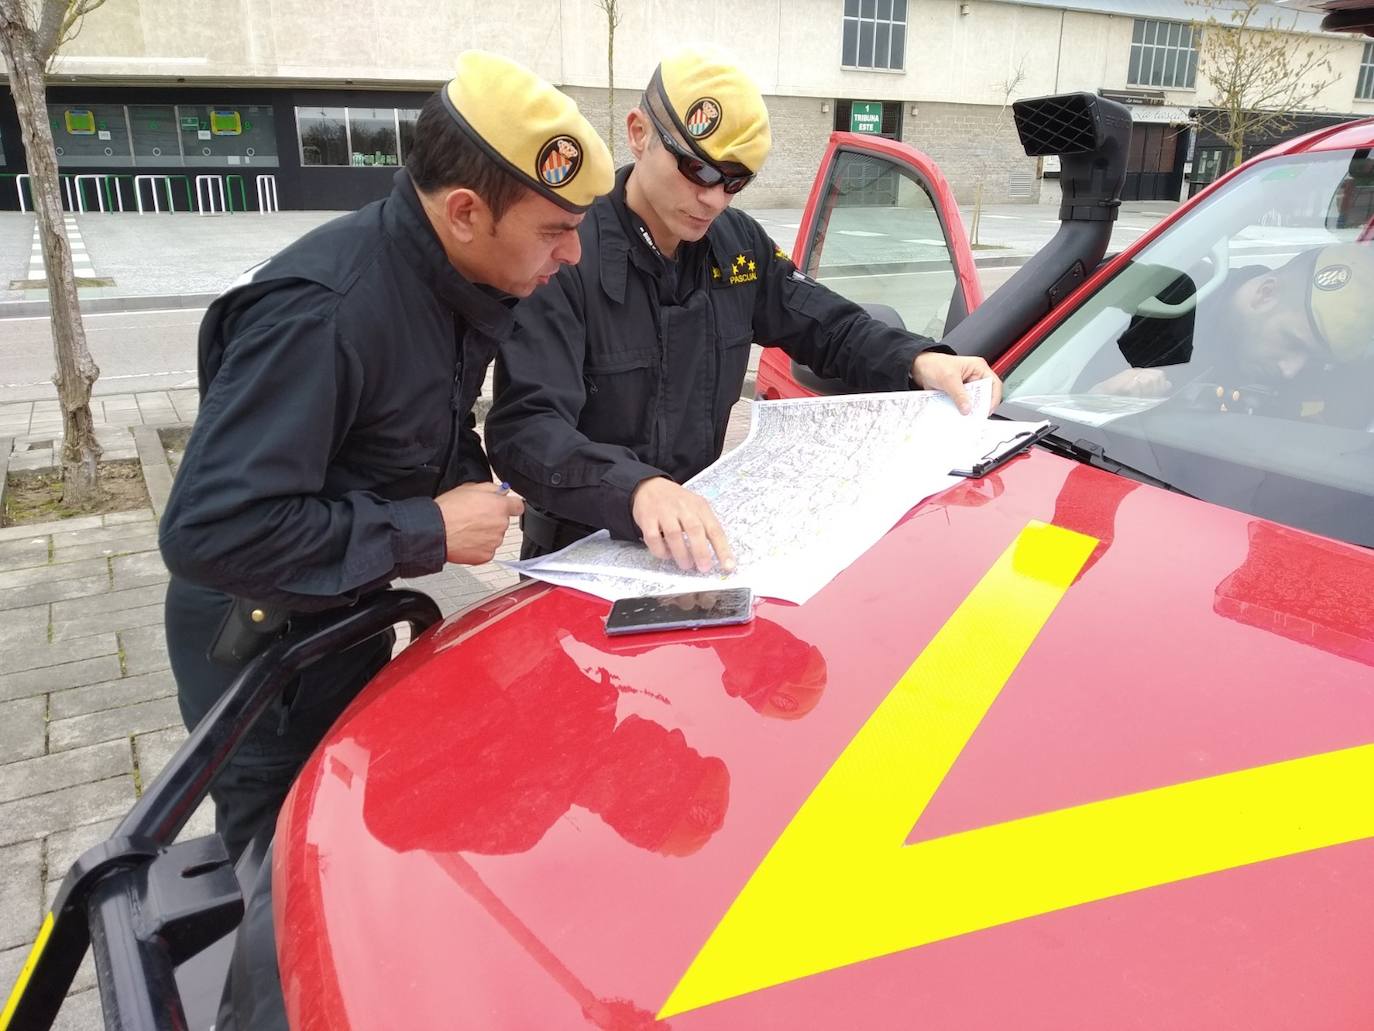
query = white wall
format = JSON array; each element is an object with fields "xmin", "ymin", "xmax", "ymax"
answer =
[
  {"xmin": 37, "ymin": 0, "xmax": 1374, "ymax": 121},
  {"xmin": 52, "ymin": 0, "xmax": 564, "ymax": 85}
]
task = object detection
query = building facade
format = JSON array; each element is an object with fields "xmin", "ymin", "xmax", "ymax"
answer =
[{"xmin": 1, "ymin": 0, "xmax": 1370, "ymax": 212}]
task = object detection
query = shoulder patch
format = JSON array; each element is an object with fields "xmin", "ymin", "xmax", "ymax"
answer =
[{"xmin": 725, "ymin": 250, "xmax": 759, "ymax": 286}]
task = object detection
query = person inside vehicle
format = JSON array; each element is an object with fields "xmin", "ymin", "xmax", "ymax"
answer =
[
  {"xmin": 1083, "ymin": 241, "xmax": 1374, "ymax": 427},
  {"xmin": 158, "ymin": 51, "xmax": 614, "ymax": 864},
  {"xmin": 485, "ymin": 44, "xmax": 1003, "ymax": 575}
]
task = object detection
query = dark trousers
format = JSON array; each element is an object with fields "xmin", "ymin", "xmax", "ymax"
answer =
[
  {"xmin": 216, "ymin": 841, "xmax": 288, "ymax": 1031},
  {"xmin": 164, "ymin": 577, "xmax": 393, "ymax": 862}
]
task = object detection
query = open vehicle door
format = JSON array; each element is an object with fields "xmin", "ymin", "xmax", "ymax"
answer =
[
  {"xmin": 759, "ymin": 92, "xmax": 1135, "ymax": 400},
  {"xmin": 756, "ymin": 132, "xmax": 980, "ymax": 399}
]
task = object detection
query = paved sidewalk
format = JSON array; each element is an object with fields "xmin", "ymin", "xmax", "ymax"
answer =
[
  {"xmin": 1, "ymin": 390, "xmax": 198, "ymax": 471},
  {"xmin": 0, "ymin": 505, "xmax": 209, "ymax": 1028},
  {"xmin": 1, "ymin": 212, "xmax": 341, "ymax": 305}
]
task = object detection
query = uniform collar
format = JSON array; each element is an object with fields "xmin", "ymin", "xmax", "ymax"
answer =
[
  {"xmin": 594, "ymin": 166, "xmax": 636, "ymax": 305},
  {"xmin": 596, "ymin": 165, "xmax": 738, "ymax": 304},
  {"xmin": 382, "ymin": 170, "xmax": 516, "ymax": 338}
]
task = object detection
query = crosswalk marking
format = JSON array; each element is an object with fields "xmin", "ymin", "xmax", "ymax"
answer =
[{"xmin": 27, "ymin": 214, "xmax": 96, "ymax": 282}]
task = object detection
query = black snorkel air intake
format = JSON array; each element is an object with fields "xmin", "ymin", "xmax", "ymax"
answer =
[{"xmin": 942, "ymin": 91, "xmax": 1132, "ymax": 362}]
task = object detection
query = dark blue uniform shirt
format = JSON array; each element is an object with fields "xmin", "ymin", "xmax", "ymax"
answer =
[{"xmin": 160, "ymin": 171, "xmax": 514, "ymax": 609}]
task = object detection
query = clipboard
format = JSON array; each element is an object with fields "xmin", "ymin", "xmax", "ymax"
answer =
[{"xmin": 950, "ymin": 422, "xmax": 1058, "ymax": 478}]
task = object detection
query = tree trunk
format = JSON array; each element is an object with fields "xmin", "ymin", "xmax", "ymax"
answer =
[
  {"xmin": 0, "ymin": 10, "xmax": 102, "ymax": 504},
  {"xmin": 970, "ymin": 179, "xmax": 984, "ymax": 247},
  {"xmin": 606, "ymin": 12, "xmax": 616, "ymax": 165}
]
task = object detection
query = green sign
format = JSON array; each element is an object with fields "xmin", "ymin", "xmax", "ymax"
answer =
[
  {"xmin": 210, "ymin": 109, "xmax": 242, "ymax": 136},
  {"xmin": 180, "ymin": 116, "xmax": 201, "ymax": 131},
  {"xmin": 64, "ymin": 109, "xmax": 96, "ymax": 135},
  {"xmin": 850, "ymin": 101, "xmax": 883, "ymax": 134}
]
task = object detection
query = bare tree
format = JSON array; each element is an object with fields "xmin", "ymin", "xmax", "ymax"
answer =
[
  {"xmin": 969, "ymin": 61, "xmax": 1028, "ymax": 247},
  {"xmin": 592, "ymin": 0, "xmax": 622, "ymax": 164},
  {"xmin": 1192, "ymin": 0, "xmax": 1339, "ymax": 169},
  {"xmin": 0, "ymin": 0, "xmax": 106, "ymax": 505}
]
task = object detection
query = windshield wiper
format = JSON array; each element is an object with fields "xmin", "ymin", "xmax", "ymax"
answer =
[{"xmin": 1034, "ymin": 431, "xmax": 1197, "ymax": 498}]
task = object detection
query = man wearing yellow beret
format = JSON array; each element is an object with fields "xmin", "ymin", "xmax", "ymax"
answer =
[
  {"xmin": 487, "ymin": 45, "xmax": 1001, "ymax": 573},
  {"xmin": 159, "ymin": 51, "xmax": 613, "ymax": 861},
  {"xmin": 1087, "ymin": 241, "xmax": 1374, "ymax": 425}
]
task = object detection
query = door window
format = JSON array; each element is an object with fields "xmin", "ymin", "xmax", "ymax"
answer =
[{"xmin": 801, "ymin": 148, "xmax": 967, "ymax": 341}]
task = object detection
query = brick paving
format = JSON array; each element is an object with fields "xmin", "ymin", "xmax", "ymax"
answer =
[
  {"xmin": 0, "ymin": 388, "xmax": 198, "ymax": 472},
  {"xmin": 0, "ymin": 505, "xmax": 203, "ymax": 1027}
]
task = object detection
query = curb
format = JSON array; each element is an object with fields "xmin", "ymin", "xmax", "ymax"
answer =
[
  {"xmin": 973, "ymin": 253, "xmax": 1032, "ymax": 269},
  {"xmin": 133, "ymin": 425, "xmax": 176, "ymax": 521},
  {"xmin": 0, "ymin": 436, "xmax": 11, "ymax": 518},
  {"xmin": 0, "ymin": 293, "xmax": 219, "ymax": 320}
]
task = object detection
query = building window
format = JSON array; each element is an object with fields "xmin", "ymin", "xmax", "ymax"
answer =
[
  {"xmin": 398, "ymin": 109, "xmax": 420, "ymax": 163},
  {"xmin": 1359, "ymin": 42, "xmax": 1374, "ymax": 101},
  {"xmin": 52, "ymin": 104, "xmax": 134, "ymax": 167},
  {"xmin": 843, "ymin": 0, "xmax": 907, "ymax": 71},
  {"xmin": 297, "ymin": 107, "xmax": 349, "ymax": 166},
  {"xmin": 1129, "ymin": 19, "xmax": 1198, "ymax": 90},
  {"xmin": 177, "ymin": 104, "xmax": 279, "ymax": 168},
  {"xmin": 298, "ymin": 107, "xmax": 412, "ymax": 167},
  {"xmin": 128, "ymin": 104, "xmax": 181, "ymax": 167},
  {"xmin": 47, "ymin": 103, "xmax": 279, "ymax": 170},
  {"xmin": 347, "ymin": 108, "xmax": 400, "ymax": 166}
]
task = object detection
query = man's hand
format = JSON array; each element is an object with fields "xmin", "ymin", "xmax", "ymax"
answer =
[
  {"xmin": 434, "ymin": 481, "xmax": 524, "ymax": 565},
  {"xmin": 1089, "ymin": 367, "xmax": 1172, "ymax": 398},
  {"xmin": 912, "ymin": 351, "xmax": 1003, "ymax": 414},
  {"xmin": 631, "ymin": 477, "xmax": 736, "ymax": 574}
]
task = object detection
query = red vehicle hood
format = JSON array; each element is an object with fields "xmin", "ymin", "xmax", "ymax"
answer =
[{"xmin": 275, "ymin": 449, "xmax": 1374, "ymax": 1030}]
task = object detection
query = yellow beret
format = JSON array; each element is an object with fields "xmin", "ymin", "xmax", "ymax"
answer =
[
  {"xmin": 1307, "ymin": 242, "xmax": 1374, "ymax": 362},
  {"xmin": 442, "ymin": 51, "xmax": 613, "ymax": 213},
  {"xmin": 652, "ymin": 45, "xmax": 771, "ymax": 174}
]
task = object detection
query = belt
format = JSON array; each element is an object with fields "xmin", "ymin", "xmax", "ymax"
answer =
[{"xmin": 519, "ymin": 506, "xmax": 597, "ymax": 555}]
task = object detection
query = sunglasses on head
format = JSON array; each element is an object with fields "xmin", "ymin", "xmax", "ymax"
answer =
[{"xmin": 644, "ymin": 103, "xmax": 754, "ymax": 195}]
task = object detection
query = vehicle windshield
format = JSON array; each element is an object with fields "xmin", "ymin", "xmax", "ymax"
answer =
[{"xmin": 999, "ymin": 147, "xmax": 1374, "ymax": 548}]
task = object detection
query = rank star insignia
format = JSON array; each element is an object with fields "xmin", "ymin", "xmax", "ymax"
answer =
[
  {"xmin": 712, "ymin": 266, "xmax": 721, "ymax": 280},
  {"xmin": 727, "ymin": 250, "xmax": 759, "ymax": 286}
]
